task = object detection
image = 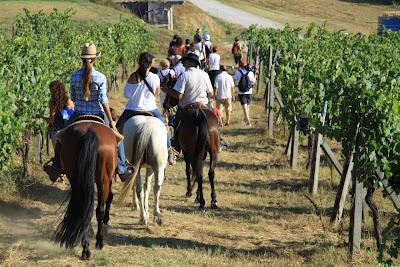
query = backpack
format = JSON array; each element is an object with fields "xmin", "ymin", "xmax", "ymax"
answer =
[
  {"xmin": 232, "ymin": 43, "xmax": 240, "ymax": 55},
  {"xmin": 159, "ymin": 70, "xmax": 175, "ymax": 90},
  {"xmin": 204, "ymin": 42, "xmax": 211, "ymax": 59},
  {"xmin": 238, "ymin": 70, "xmax": 252, "ymax": 92}
]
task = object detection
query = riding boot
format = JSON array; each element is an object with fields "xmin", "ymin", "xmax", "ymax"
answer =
[{"xmin": 44, "ymin": 142, "xmax": 62, "ymax": 182}]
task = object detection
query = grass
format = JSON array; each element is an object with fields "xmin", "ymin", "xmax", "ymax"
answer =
[
  {"xmin": 218, "ymin": 0, "xmax": 400, "ymax": 33},
  {"xmin": 0, "ymin": 89, "xmax": 395, "ymax": 266}
]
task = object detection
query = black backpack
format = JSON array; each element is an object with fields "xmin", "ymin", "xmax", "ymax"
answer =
[
  {"xmin": 159, "ymin": 70, "xmax": 175, "ymax": 90},
  {"xmin": 204, "ymin": 43, "xmax": 211, "ymax": 59},
  {"xmin": 238, "ymin": 69, "xmax": 252, "ymax": 92}
]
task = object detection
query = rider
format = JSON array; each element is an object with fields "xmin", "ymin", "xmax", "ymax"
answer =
[
  {"xmin": 116, "ymin": 52, "xmax": 175, "ymax": 165},
  {"xmin": 44, "ymin": 43, "xmax": 132, "ymax": 182},
  {"xmin": 161, "ymin": 52, "xmax": 214, "ymax": 162}
]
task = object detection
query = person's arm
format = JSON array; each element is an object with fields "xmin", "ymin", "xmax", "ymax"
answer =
[
  {"xmin": 154, "ymin": 76, "xmax": 161, "ymax": 97},
  {"xmin": 99, "ymin": 77, "xmax": 117, "ymax": 131},
  {"xmin": 205, "ymin": 73, "xmax": 214, "ymax": 98},
  {"xmin": 70, "ymin": 75, "xmax": 76, "ymax": 102}
]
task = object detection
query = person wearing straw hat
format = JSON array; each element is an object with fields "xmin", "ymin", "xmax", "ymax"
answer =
[
  {"xmin": 44, "ymin": 43, "xmax": 132, "ymax": 182},
  {"xmin": 161, "ymin": 52, "xmax": 214, "ymax": 161}
]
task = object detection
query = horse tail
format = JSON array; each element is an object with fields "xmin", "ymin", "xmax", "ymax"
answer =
[
  {"xmin": 55, "ymin": 131, "xmax": 98, "ymax": 248},
  {"xmin": 116, "ymin": 121, "xmax": 152, "ymax": 204},
  {"xmin": 195, "ymin": 109, "xmax": 209, "ymax": 163}
]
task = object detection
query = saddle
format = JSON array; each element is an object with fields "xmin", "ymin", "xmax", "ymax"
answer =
[{"xmin": 56, "ymin": 114, "xmax": 124, "ymax": 144}]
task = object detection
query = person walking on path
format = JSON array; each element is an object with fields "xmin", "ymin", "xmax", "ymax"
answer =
[
  {"xmin": 194, "ymin": 28, "xmax": 202, "ymax": 43},
  {"xmin": 208, "ymin": 46, "xmax": 221, "ymax": 86},
  {"xmin": 174, "ymin": 36, "xmax": 187, "ymax": 56},
  {"xmin": 214, "ymin": 65, "xmax": 234, "ymax": 126},
  {"xmin": 233, "ymin": 59, "xmax": 256, "ymax": 127},
  {"xmin": 232, "ymin": 36, "xmax": 242, "ymax": 67}
]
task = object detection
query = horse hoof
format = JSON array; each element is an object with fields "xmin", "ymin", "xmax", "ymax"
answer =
[
  {"xmin": 185, "ymin": 192, "xmax": 192, "ymax": 198},
  {"xmin": 194, "ymin": 197, "xmax": 200, "ymax": 203},
  {"xmin": 211, "ymin": 202, "xmax": 219, "ymax": 209},
  {"xmin": 154, "ymin": 216, "xmax": 164, "ymax": 226},
  {"xmin": 139, "ymin": 218, "xmax": 148, "ymax": 225},
  {"xmin": 81, "ymin": 249, "xmax": 91, "ymax": 260},
  {"xmin": 198, "ymin": 205, "xmax": 206, "ymax": 211},
  {"xmin": 95, "ymin": 240, "xmax": 104, "ymax": 250}
]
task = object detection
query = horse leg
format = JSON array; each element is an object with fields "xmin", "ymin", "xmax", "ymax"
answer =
[
  {"xmin": 185, "ymin": 159, "xmax": 192, "ymax": 197},
  {"xmin": 153, "ymin": 167, "xmax": 165, "ymax": 226},
  {"xmin": 131, "ymin": 178, "xmax": 139, "ymax": 211},
  {"xmin": 365, "ymin": 186, "xmax": 382, "ymax": 248},
  {"xmin": 195, "ymin": 161, "xmax": 205, "ymax": 209},
  {"xmin": 209, "ymin": 152, "xmax": 218, "ymax": 209},
  {"xmin": 81, "ymin": 236, "xmax": 91, "ymax": 260},
  {"xmin": 104, "ymin": 181, "xmax": 113, "ymax": 225},
  {"xmin": 144, "ymin": 167, "xmax": 154, "ymax": 220},
  {"xmin": 135, "ymin": 173, "xmax": 147, "ymax": 225},
  {"xmin": 95, "ymin": 183, "xmax": 107, "ymax": 250}
]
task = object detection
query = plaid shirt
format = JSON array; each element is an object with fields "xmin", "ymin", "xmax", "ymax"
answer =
[{"xmin": 70, "ymin": 67, "xmax": 108, "ymax": 114}]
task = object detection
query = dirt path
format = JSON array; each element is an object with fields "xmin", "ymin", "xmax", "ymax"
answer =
[
  {"xmin": 190, "ymin": 0, "xmax": 282, "ymax": 29},
  {"xmin": 0, "ymin": 99, "xmax": 378, "ymax": 266}
]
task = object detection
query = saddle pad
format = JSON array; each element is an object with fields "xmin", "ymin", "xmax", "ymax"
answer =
[{"xmin": 56, "ymin": 120, "xmax": 124, "ymax": 144}]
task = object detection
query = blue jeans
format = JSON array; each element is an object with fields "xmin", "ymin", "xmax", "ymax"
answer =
[{"xmin": 150, "ymin": 108, "xmax": 171, "ymax": 148}]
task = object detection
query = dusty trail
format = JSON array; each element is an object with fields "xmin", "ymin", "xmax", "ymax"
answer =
[
  {"xmin": 190, "ymin": 0, "xmax": 282, "ymax": 29},
  {"xmin": 0, "ymin": 99, "xmax": 378, "ymax": 266}
]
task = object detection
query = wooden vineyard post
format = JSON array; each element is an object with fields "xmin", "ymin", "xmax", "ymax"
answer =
[
  {"xmin": 290, "ymin": 118, "xmax": 300, "ymax": 169},
  {"xmin": 33, "ymin": 131, "xmax": 42, "ymax": 163},
  {"xmin": 349, "ymin": 158, "xmax": 367, "ymax": 259},
  {"xmin": 268, "ymin": 60, "xmax": 275, "ymax": 137},
  {"xmin": 331, "ymin": 152, "xmax": 354, "ymax": 230},
  {"xmin": 285, "ymin": 130, "xmax": 293, "ymax": 158},
  {"xmin": 265, "ymin": 45, "xmax": 273, "ymax": 109},
  {"xmin": 256, "ymin": 47, "xmax": 263, "ymax": 94},
  {"xmin": 308, "ymin": 101, "xmax": 328, "ymax": 194}
]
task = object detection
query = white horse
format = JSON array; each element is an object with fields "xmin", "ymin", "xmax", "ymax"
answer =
[{"xmin": 116, "ymin": 115, "xmax": 168, "ymax": 225}]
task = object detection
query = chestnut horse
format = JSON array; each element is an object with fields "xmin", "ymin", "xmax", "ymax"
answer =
[
  {"xmin": 55, "ymin": 121, "xmax": 118, "ymax": 260},
  {"xmin": 180, "ymin": 108, "xmax": 219, "ymax": 209}
]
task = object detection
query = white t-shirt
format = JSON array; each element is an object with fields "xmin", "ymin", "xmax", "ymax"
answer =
[
  {"xmin": 208, "ymin": 53, "xmax": 220, "ymax": 71},
  {"xmin": 233, "ymin": 68, "xmax": 256, "ymax": 95},
  {"xmin": 124, "ymin": 72, "xmax": 160, "ymax": 111},
  {"xmin": 174, "ymin": 67, "xmax": 213, "ymax": 108},
  {"xmin": 194, "ymin": 42, "xmax": 206, "ymax": 61},
  {"xmin": 158, "ymin": 69, "xmax": 175, "ymax": 105},
  {"xmin": 214, "ymin": 71, "xmax": 234, "ymax": 100}
]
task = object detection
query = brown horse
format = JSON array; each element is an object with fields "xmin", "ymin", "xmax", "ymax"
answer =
[
  {"xmin": 55, "ymin": 121, "xmax": 118, "ymax": 259},
  {"xmin": 179, "ymin": 107, "xmax": 219, "ymax": 209}
]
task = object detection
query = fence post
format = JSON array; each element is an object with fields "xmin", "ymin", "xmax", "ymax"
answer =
[
  {"xmin": 308, "ymin": 101, "xmax": 328, "ymax": 194},
  {"xmin": 349, "ymin": 167, "xmax": 367, "ymax": 259},
  {"xmin": 268, "ymin": 61, "xmax": 275, "ymax": 137},
  {"xmin": 331, "ymin": 152, "xmax": 354, "ymax": 230},
  {"xmin": 290, "ymin": 118, "xmax": 300, "ymax": 169},
  {"xmin": 33, "ymin": 131, "xmax": 42, "ymax": 163}
]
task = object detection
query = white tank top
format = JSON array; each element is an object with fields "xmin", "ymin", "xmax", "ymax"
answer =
[{"xmin": 123, "ymin": 72, "xmax": 160, "ymax": 111}]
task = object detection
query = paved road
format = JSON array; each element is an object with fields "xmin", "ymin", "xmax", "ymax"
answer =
[{"xmin": 191, "ymin": 0, "xmax": 282, "ymax": 29}]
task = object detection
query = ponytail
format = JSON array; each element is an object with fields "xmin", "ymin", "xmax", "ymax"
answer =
[
  {"xmin": 136, "ymin": 52, "xmax": 154, "ymax": 81},
  {"xmin": 82, "ymin": 58, "xmax": 93, "ymax": 101}
]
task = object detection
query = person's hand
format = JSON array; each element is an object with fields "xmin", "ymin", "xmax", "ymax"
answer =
[{"xmin": 110, "ymin": 121, "xmax": 118, "ymax": 132}]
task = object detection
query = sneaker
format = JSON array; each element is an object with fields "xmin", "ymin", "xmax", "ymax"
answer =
[
  {"xmin": 43, "ymin": 160, "xmax": 62, "ymax": 183},
  {"xmin": 119, "ymin": 168, "xmax": 133, "ymax": 182},
  {"xmin": 168, "ymin": 148, "xmax": 179, "ymax": 166},
  {"xmin": 218, "ymin": 140, "xmax": 228, "ymax": 152}
]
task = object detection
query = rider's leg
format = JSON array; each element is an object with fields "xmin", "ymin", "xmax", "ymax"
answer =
[
  {"xmin": 117, "ymin": 141, "xmax": 132, "ymax": 182},
  {"xmin": 172, "ymin": 107, "xmax": 182, "ymax": 153},
  {"xmin": 150, "ymin": 108, "xmax": 174, "ymax": 165}
]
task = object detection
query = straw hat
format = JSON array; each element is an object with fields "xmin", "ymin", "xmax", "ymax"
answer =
[{"xmin": 80, "ymin": 43, "xmax": 101, "ymax": 59}]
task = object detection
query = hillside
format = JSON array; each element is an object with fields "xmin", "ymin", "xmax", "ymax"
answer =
[
  {"xmin": 0, "ymin": 1, "xmax": 242, "ymax": 63},
  {"xmin": 218, "ymin": 0, "xmax": 400, "ymax": 33}
]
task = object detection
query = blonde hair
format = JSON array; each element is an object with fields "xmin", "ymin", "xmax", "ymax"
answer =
[{"xmin": 160, "ymin": 59, "xmax": 170, "ymax": 70}]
